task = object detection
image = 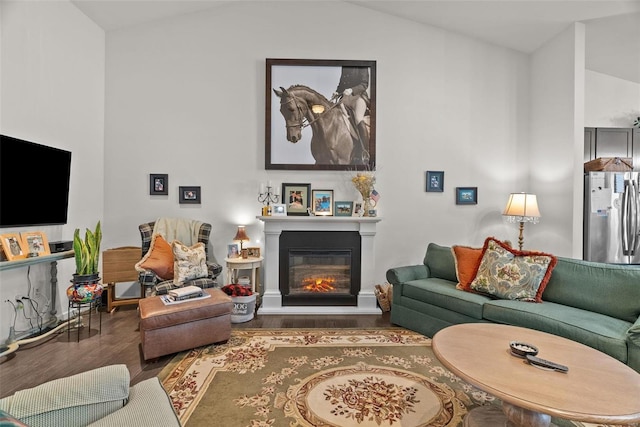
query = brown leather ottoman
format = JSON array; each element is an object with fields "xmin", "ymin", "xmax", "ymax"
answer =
[{"xmin": 139, "ymin": 288, "xmax": 232, "ymax": 360}]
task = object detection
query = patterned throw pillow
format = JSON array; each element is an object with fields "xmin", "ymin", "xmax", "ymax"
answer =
[
  {"xmin": 172, "ymin": 241, "xmax": 208, "ymax": 285},
  {"xmin": 470, "ymin": 237, "xmax": 557, "ymax": 302},
  {"xmin": 451, "ymin": 245, "xmax": 483, "ymax": 291},
  {"xmin": 135, "ymin": 234, "xmax": 174, "ymax": 280}
]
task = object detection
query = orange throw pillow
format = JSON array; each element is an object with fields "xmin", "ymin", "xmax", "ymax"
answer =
[
  {"xmin": 451, "ymin": 245, "xmax": 483, "ymax": 291},
  {"xmin": 135, "ymin": 234, "xmax": 174, "ymax": 280}
]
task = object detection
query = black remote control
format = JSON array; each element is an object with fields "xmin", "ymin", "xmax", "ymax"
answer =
[{"xmin": 525, "ymin": 355, "xmax": 569, "ymax": 373}]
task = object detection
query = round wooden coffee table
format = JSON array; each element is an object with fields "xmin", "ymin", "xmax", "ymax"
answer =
[{"xmin": 432, "ymin": 323, "xmax": 640, "ymax": 427}]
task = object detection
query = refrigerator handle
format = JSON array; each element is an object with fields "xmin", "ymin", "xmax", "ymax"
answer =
[
  {"xmin": 630, "ymin": 179, "xmax": 639, "ymax": 256},
  {"xmin": 622, "ymin": 180, "xmax": 631, "ymax": 255}
]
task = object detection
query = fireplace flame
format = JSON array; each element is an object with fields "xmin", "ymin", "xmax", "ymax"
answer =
[{"xmin": 301, "ymin": 277, "xmax": 336, "ymax": 292}]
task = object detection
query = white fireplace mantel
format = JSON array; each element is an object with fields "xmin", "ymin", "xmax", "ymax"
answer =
[{"xmin": 257, "ymin": 216, "xmax": 382, "ymax": 315}]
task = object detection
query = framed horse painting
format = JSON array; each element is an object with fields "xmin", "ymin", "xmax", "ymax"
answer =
[{"xmin": 265, "ymin": 58, "xmax": 376, "ymax": 171}]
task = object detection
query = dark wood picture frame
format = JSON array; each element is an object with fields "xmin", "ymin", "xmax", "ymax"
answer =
[
  {"xmin": 282, "ymin": 183, "xmax": 311, "ymax": 216},
  {"xmin": 426, "ymin": 171, "xmax": 444, "ymax": 192},
  {"xmin": 456, "ymin": 187, "xmax": 478, "ymax": 205},
  {"xmin": 179, "ymin": 186, "xmax": 201, "ymax": 204},
  {"xmin": 266, "ymin": 58, "xmax": 376, "ymax": 171},
  {"xmin": 150, "ymin": 173, "xmax": 168, "ymax": 195}
]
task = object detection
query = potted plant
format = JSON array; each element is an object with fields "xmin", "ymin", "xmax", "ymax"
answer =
[{"xmin": 67, "ymin": 221, "xmax": 103, "ymax": 303}]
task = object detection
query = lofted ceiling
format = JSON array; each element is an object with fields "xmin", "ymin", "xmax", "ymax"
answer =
[{"xmin": 71, "ymin": 0, "xmax": 640, "ymax": 83}]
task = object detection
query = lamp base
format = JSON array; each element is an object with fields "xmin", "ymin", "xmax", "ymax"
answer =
[{"xmin": 518, "ymin": 222, "xmax": 525, "ymax": 251}]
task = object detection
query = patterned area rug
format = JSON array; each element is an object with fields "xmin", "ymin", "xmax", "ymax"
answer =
[{"xmin": 159, "ymin": 328, "xmax": 622, "ymax": 427}]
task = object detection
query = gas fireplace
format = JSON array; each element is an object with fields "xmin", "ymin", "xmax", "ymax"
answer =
[{"xmin": 280, "ymin": 231, "xmax": 360, "ymax": 306}]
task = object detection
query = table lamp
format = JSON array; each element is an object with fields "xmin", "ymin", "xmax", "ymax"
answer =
[
  {"xmin": 502, "ymin": 193, "xmax": 540, "ymax": 251},
  {"xmin": 233, "ymin": 226, "xmax": 250, "ymax": 257}
]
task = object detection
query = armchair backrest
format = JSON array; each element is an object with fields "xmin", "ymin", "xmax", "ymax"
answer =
[{"xmin": 139, "ymin": 220, "xmax": 212, "ymax": 258}]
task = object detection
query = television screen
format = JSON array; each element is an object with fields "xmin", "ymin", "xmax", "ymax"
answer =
[{"xmin": 0, "ymin": 135, "xmax": 72, "ymax": 228}]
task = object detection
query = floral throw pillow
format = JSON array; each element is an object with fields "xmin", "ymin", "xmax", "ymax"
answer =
[
  {"xmin": 172, "ymin": 241, "xmax": 208, "ymax": 285},
  {"xmin": 470, "ymin": 237, "xmax": 557, "ymax": 302}
]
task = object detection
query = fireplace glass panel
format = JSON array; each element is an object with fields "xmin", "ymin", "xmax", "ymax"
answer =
[{"xmin": 288, "ymin": 250, "xmax": 351, "ymax": 296}]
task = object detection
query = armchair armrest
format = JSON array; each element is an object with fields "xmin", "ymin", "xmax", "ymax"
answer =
[
  {"xmin": 207, "ymin": 261, "xmax": 222, "ymax": 279},
  {"xmin": 5, "ymin": 365, "xmax": 130, "ymax": 427},
  {"xmin": 386, "ymin": 264, "xmax": 430, "ymax": 286}
]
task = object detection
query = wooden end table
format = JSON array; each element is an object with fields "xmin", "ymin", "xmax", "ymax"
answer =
[{"xmin": 432, "ymin": 323, "xmax": 640, "ymax": 427}]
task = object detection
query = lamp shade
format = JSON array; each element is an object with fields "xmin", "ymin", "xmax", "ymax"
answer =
[
  {"xmin": 233, "ymin": 226, "xmax": 250, "ymax": 242},
  {"xmin": 503, "ymin": 193, "xmax": 541, "ymax": 223}
]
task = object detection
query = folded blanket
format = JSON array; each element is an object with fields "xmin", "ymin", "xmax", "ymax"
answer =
[{"xmin": 152, "ymin": 217, "xmax": 203, "ymax": 246}]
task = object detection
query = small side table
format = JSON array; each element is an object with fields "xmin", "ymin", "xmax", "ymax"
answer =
[
  {"xmin": 224, "ymin": 256, "xmax": 263, "ymax": 293},
  {"xmin": 68, "ymin": 298, "xmax": 102, "ymax": 342}
]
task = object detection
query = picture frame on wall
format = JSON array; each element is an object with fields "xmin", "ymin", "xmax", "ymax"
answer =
[
  {"xmin": 312, "ymin": 189, "xmax": 334, "ymax": 216},
  {"xmin": 282, "ymin": 183, "xmax": 311, "ymax": 216},
  {"xmin": 150, "ymin": 174, "xmax": 168, "ymax": 195},
  {"xmin": 426, "ymin": 171, "xmax": 444, "ymax": 192},
  {"xmin": 266, "ymin": 58, "xmax": 376, "ymax": 171},
  {"xmin": 20, "ymin": 231, "xmax": 50, "ymax": 256},
  {"xmin": 179, "ymin": 186, "xmax": 201, "ymax": 204},
  {"xmin": 456, "ymin": 187, "xmax": 478, "ymax": 205},
  {"xmin": 334, "ymin": 201, "xmax": 353, "ymax": 217},
  {"xmin": 0, "ymin": 233, "xmax": 28, "ymax": 261}
]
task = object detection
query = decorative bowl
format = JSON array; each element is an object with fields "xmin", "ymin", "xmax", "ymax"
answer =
[{"xmin": 509, "ymin": 341, "xmax": 539, "ymax": 358}]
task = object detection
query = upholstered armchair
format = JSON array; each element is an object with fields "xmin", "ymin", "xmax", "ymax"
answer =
[{"xmin": 135, "ymin": 218, "xmax": 222, "ymax": 296}]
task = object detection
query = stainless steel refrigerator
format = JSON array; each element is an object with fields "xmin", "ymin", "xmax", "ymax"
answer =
[{"xmin": 584, "ymin": 171, "xmax": 640, "ymax": 264}]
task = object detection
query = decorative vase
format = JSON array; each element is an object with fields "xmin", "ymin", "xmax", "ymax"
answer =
[
  {"xmin": 67, "ymin": 273, "xmax": 103, "ymax": 303},
  {"xmin": 362, "ymin": 198, "xmax": 372, "ymax": 217}
]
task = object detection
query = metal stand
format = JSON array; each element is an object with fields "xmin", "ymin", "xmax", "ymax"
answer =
[{"xmin": 68, "ymin": 298, "xmax": 102, "ymax": 342}]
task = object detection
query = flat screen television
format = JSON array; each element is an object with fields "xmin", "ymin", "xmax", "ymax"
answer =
[{"xmin": 0, "ymin": 134, "xmax": 72, "ymax": 228}]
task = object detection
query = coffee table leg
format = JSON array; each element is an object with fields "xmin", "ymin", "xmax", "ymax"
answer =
[{"xmin": 463, "ymin": 402, "xmax": 556, "ymax": 427}]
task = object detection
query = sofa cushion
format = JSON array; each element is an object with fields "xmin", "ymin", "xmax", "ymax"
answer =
[
  {"xmin": 542, "ymin": 257, "xmax": 640, "ymax": 323},
  {"xmin": 451, "ymin": 245, "xmax": 483, "ymax": 291},
  {"xmin": 423, "ymin": 243, "xmax": 457, "ymax": 282},
  {"xmin": 401, "ymin": 278, "xmax": 490, "ymax": 320},
  {"xmin": 470, "ymin": 237, "xmax": 557, "ymax": 302},
  {"xmin": 172, "ymin": 241, "xmax": 208, "ymax": 285},
  {"xmin": 135, "ymin": 234, "xmax": 174, "ymax": 280},
  {"xmin": 483, "ymin": 299, "xmax": 630, "ymax": 363}
]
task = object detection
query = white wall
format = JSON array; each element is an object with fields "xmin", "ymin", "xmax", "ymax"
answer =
[
  {"xmin": 585, "ymin": 69, "xmax": 640, "ymax": 127},
  {"xmin": 0, "ymin": 0, "xmax": 105, "ymax": 341},
  {"xmin": 103, "ymin": 1, "xmax": 530, "ymax": 286},
  {"xmin": 529, "ymin": 23, "xmax": 585, "ymax": 258}
]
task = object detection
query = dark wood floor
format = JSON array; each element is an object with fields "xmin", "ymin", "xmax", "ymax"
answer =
[{"xmin": 0, "ymin": 305, "xmax": 392, "ymax": 399}]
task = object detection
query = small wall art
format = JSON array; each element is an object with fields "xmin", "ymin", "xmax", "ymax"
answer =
[
  {"xmin": 150, "ymin": 174, "xmax": 168, "ymax": 195},
  {"xmin": 179, "ymin": 186, "xmax": 201, "ymax": 204},
  {"xmin": 456, "ymin": 187, "xmax": 478, "ymax": 205},
  {"xmin": 426, "ymin": 171, "xmax": 444, "ymax": 192}
]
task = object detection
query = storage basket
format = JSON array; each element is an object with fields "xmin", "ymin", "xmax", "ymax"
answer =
[
  {"xmin": 230, "ymin": 294, "xmax": 256, "ymax": 323},
  {"xmin": 374, "ymin": 283, "xmax": 393, "ymax": 312},
  {"xmin": 584, "ymin": 157, "xmax": 633, "ymax": 172}
]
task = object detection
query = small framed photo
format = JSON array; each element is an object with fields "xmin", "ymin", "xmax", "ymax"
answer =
[
  {"xmin": 312, "ymin": 189, "xmax": 334, "ymax": 216},
  {"xmin": 0, "ymin": 233, "xmax": 28, "ymax": 261},
  {"xmin": 426, "ymin": 171, "xmax": 444, "ymax": 192},
  {"xmin": 456, "ymin": 187, "xmax": 478, "ymax": 205},
  {"xmin": 150, "ymin": 173, "xmax": 168, "ymax": 195},
  {"xmin": 21, "ymin": 231, "xmax": 50, "ymax": 256},
  {"xmin": 272, "ymin": 204, "xmax": 287, "ymax": 216},
  {"xmin": 282, "ymin": 183, "xmax": 311, "ymax": 216},
  {"xmin": 352, "ymin": 201, "xmax": 363, "ymax": 217},
  {"xmin": 227, "ymin": 243, "xmax": 240, "ymax": 258},
  {"xmin": 179, "ymin": 186, "xmax": 201, "ymax": 204},
  {"xmin": 334, "ymin": 201, "xmax": 353, "ymax": 217},
  {"xmin": 247, "ymin": 247, "xmax": 261, "ymax": 258}
]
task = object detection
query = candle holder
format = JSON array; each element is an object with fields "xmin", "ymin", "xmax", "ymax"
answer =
[{"xmin": 258, "ymin": 184, "xmax": 280, "ymax": 216}]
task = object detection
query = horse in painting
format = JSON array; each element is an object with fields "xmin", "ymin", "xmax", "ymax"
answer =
[{"xmin": 273, "ymin": 85, "xmax": 368, "ymax": 165}]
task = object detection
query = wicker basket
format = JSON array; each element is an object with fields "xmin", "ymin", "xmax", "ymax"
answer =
[
  {"xmin": 374, "ymin": 283, "xmax": 393, "ymax": 312},
  {"xmin": 584, "ymin": 157, "xmax": 633, "ymax": 172}
]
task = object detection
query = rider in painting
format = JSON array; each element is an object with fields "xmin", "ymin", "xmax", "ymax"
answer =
[{"xmin": 333, "ymin": 66, "xmax": 370, "ymax": 163}]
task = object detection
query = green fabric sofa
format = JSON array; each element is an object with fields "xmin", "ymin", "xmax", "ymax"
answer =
[
  {"xmin": 0, "ymin": 365, "xmax": 180, "ymax": 427},
  {"xmin": 386, "ymin": 243, "xmax": 640, "ymax": 373}
]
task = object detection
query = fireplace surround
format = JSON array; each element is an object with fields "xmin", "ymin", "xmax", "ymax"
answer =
[{"xmin": 257, "ymin": 216, "xmax": 381, "ymax": 314}]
